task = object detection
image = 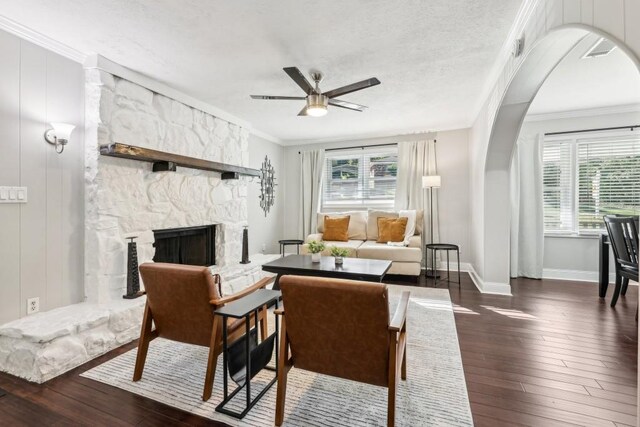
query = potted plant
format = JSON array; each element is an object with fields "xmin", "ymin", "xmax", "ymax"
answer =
[
  {"xmin": 307, "ymin": 240, "xmax": 326, "ymax": 263},
  {"xmin": 330, "ymin": 246, "xmax": 350, "ymax": 265}
]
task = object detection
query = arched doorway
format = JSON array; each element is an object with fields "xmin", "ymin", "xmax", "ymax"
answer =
[{"xmin": 481, "ymin": 24, "xmax": 640, "ymax": 290}]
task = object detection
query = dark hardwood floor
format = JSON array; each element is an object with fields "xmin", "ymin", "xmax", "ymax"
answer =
[{"xmin": 0, "ymin": 274, "xmax": 637, "ymax": 426}]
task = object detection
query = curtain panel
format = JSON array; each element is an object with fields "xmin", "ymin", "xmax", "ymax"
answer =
[
  {"xmin": 299, "ymin": 149, "xmax": 325, "ymax": 238},
  {"xmin": 395, "ymin": 139, "xmax": 439, "ymax": 266}
]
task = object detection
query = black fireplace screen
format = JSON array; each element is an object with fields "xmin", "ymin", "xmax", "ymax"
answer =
[{"xmin": 152, "ymin": 224, "xmax": 216, "ymax": 266}]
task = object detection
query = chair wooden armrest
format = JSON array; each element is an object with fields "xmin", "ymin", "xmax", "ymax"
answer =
[
  {"xmin": 389, "ymin": 291, "xmax": 410, "ymax": 332},
  {"xmin": 274, "ymin": 307, "xmax": 285, "ymax": 316},
  {"xmin": 209, "ymin": 276, "xmax": 274, "ymax": 306}
]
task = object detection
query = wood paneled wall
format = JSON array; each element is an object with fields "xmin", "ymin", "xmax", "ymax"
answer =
[{"xmin": 0, "ymin": 30, "xmax": 84, "ymax": 324}]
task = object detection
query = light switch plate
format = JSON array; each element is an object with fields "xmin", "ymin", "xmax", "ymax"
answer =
[{"xmin": 0, "ymin": 187, "xmax": 27, "ymax": 203}]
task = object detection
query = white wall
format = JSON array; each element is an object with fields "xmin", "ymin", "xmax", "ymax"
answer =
[
  {"xmin": 520, "ymin": 109, "xmax": 640, "ymax": 280},
  {"xmin": 283, "ymin": 129, "xmax": 471, "ymax": 262},
  {"xmin": 0, "ymin": 29, "xmax": 85, "ymax": 324},
  {"xmin": 247, "ymin": 134, "xmax": 285, "ymax": 255}
]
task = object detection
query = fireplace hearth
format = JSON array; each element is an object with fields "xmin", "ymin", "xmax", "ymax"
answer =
[{"xmin": 152, "ymin": 224, "xmax": 217, "ymax": 266}]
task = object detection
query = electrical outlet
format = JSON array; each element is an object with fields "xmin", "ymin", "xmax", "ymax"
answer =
[
  {"xmin": 27, "ymin": 297, "xmax": 40, "ymax": 315},
  {"xmin": 261, "ymin": 243, "xmax": 266, "ymax": 254}
]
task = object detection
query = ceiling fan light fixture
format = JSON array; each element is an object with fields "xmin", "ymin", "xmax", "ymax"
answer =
[{"xmin": 306, "ymin": 94, "xmax": 329, "ymax": 117}]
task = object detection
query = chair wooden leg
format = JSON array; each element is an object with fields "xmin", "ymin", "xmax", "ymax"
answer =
[
  {"xmin": 611, "ymin": 275, "xmax": 623, "ymax": 307},
  {"xmin": 401, "ymin": 336, "xmax": 407, "ymax": 381},
  {"xmin": 260, "ymin": 304, "xmax": 268, "ymax": 341},
  {"xmin": 133, "ymin": 303, "xmax": 153, "ymax": 382},
  {"xmin": 621, "ymin": 278, "xmax": 630, "ymax": 296},
  {"xmin": 387, "ymin": 332, "xmax": 398, "ymax": 427},
  {"xmin": 275, "ymin": 317, "xmax": 289, "ymax": 426},
  {"xmin": 202, "ymin": 315, "xmax": 221, "ymax": 401}
]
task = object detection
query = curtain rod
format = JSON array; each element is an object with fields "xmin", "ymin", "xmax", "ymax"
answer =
[
  {"xmin": 298, "ymin": 140, "xmax": 437, "ymax": 154},
  {"xmin": 545, "ymin": 125, "xmax": 638, "ymax": 136}
]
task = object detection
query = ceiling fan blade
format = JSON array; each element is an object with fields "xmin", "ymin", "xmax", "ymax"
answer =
[
  {"xmin": 298, "ymin": 106, "xmax": 309, "ymax": 116},
  {"xmin": 323, "ymin": 77, "xmax": 381, "ymax": 99},
  {"xmin": 250, "ymin": 95, "xmax": 306, "ymax": 100},
  {"xmin": 283, "ymin": 67, "xmax": 316, "ymax": 95},
  {"xmin": 329, "ymin": 100, "xmax": 367, "ymax": 112}
]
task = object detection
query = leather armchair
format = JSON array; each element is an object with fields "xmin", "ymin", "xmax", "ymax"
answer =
[
  {"xmin": 274, "ymin": 275, "xmax": 410, "ymax": 426},
  {"xmin": 134, "ymin": 262, "xmax": 272, "ymax": 401}
]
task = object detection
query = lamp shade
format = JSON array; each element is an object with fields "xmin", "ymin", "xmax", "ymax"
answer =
[
  {"xmin": 50, "ymin": 122, "xmax": 75, "ymax": 141},
  {"xmin": 422, "ymin": 175, "xmax": 441, "ymax": 188}
]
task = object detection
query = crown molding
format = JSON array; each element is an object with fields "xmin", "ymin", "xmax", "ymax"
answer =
[
  {"xmin": 0, "ymin": 15, "xmax": 87, "ymax": 63},
  {"xmin": 469, "ymin": 0, "xmax": 541, "ymax": 127},
  {"xmin": 524, "ymin": 103, "xmax": 640, "ymax": 122}
]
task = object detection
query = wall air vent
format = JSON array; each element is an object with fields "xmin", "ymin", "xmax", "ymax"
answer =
[{"xmin": 582, "ymin": 37, "xmax": 616, "ymax": 58}]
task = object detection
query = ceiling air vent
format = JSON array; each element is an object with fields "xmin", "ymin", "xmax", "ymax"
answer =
[{"xmin": 582, "ymin": 37, "xmax": 617, "ymax": 58}]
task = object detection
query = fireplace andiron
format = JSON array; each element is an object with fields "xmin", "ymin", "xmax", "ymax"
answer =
[
  {"xmin": 240, "ymin": 226, "xmax": 250, "ymax": 264},
  {"xmin": 123, "ymin": 236, "xmax": 144, "ymax": 299}
]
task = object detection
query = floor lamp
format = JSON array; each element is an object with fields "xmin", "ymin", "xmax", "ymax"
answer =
[{"xmin": 422, "ymin": 175, "xmax": 441, "ymax": 278}]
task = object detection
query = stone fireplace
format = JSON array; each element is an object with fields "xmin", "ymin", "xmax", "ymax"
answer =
[
  {"xmin": 84, "ymin": 69, "xmax": 250, "ymax": 303},
  {"xmin": 0, "ymin": 69, "xmax": 279, "ymax": 384}
]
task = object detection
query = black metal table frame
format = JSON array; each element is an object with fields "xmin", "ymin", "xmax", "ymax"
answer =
[
  {"xmin": 425, "ymin": 244, "xmax": 461, "ymax": 288},
  {"xmin": 278, "ymin": 240, "xmax": 304, "ymax": 257},
  {"xmin": 215, "ymin": 295, "xmax": 280, "ymax": 419}
]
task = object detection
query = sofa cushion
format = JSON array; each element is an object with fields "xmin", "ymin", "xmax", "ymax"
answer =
[
  {"xmin": 357, "ymin": 240, "xmax": 422, "ymax": 263},
  {"xmin": 377, "ymin": 217, "xmax": 408, "ymax": 243},
  {"xmin": 367, "ymin": 210, "xmax": 398, "ymax": 240},
  {"xmin": 323, "ymin": 215, "xmax": 350, "ymax": 241},
  {"xmin": 317, "ymin": 211, "xmax": 367, "ymax": 240},
  {"xmin": 301, "ymin": 239, "xmax": 364, "ymax": 257}
]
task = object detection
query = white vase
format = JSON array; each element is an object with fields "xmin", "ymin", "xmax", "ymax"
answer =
[
  {"xmin": 311, "ymin": 253, "xmax": 321, "ymax": 263},
  {"xmin": 334, "ymin": 256, "xmax": 344, "ymax": 265}
]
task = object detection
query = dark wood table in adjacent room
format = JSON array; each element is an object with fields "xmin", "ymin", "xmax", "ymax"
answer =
[{"xmin": 262, "ymin": 254, "xmax": 392, "ymax": 290}]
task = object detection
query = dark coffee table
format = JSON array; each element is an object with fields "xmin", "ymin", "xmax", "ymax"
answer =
[{"xmin": 262, "ymin": 255, "xmax": 392, "ymax": 290}]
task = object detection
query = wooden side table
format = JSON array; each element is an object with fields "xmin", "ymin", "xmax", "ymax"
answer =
[
  {"xmin": 214, "ymin": 289, "xmax": 281, "ymax": 419},
  {"xmin": 278, "ymin": 239, "xmax": 304, "ymax": 256}
]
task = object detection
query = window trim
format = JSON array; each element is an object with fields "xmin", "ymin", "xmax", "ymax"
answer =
[
  {"xmin": 321, "ymin": 145, "xmax": 398, "ymax": 211},
  {"xmin": 542, "ymin": 128, "xmax": 640, "ymax": 237}
]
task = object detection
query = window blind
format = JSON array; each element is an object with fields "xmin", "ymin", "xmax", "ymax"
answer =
[
  {"xmin": 577, "ymin": 136, "xmax": 640, "ymax": 231},
  {"xmin": 543, "ymin": 140, "xmax": 573, "ymax": 232},
  {"xmin": 322, "ymin": 146, "xmax": 398, "ymax": 209},
  {"xmin": 542, "ymin": 129, "xmax": 640, "ymax": 234}
]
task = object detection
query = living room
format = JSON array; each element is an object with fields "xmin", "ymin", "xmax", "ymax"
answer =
[{"xmin": 0, "ymin": 1, "xmax": 639, "ymax": 426}]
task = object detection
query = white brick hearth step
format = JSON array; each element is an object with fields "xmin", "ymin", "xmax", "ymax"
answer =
[{"xmin": 0, "ymin": 254, "xmax": 280, "ymax": 383}]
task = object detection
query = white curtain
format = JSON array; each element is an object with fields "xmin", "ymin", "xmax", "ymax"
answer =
[
  {"xmin": 299, "ymin": 149, "xmax": 325, "ymax": 238},
  {"xmin": 510, "ymin": 132, "xmax": 544, "ymax": 278},
  {"xmin": 395, "ymin": 140, "xmax": 439, "ymax": 266}
]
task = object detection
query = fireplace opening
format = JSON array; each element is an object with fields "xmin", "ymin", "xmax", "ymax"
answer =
[{"xmin": 152, "ymin": 224, "xmax": 216, "ymax": 266}]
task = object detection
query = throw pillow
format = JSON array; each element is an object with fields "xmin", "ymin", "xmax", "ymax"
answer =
[
  {"xmin": 367, "ymin": 210, "xmax": 399, "ymax": 240},
  {"xmin": 377, "ymin": 217, "xmax": 408, "ymax": 243},
  {"xmin": 323, "ymin": 215, "xmax": 350, "ymax": 242}
]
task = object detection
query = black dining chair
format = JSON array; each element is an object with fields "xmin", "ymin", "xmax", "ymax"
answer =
[{"xmin": 603, "ymin": 216, "xmax": 639, "ymax": 309}]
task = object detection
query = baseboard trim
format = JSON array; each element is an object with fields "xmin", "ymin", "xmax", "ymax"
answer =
[
  {"xmin": 542, "ymin": 268, "xmax": 633, "ymax": 285},
  {"xmin": 466, "ymin": 264, "xmax": 512, "ymax": 295}
]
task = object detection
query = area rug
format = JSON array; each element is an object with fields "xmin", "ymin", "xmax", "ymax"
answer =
[{"xmin": 81, "ymin": 285, "xmax": 473, "ymax": 426}]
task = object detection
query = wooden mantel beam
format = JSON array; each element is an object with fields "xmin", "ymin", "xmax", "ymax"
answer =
[{"xmin": 99, "ymin": 143, "xmax": 261, "ymax": 179}]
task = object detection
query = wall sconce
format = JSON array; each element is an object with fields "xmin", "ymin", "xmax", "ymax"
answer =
[{"xmin": 44, "ymin": 122, "xmax": 75, "ymax": 154}]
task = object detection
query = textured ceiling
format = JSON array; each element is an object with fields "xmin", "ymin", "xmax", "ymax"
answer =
[
  {"xmin": 0, "ymin": 0, "xmax": 524, "ymax": 143},
  {"xmin": 529, "ymin": 34, "xmax": 640, "ymax": 115}
]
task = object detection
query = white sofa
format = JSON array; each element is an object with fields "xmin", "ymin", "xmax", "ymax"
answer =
[{"xmin": 301, "ymin": 210, "xmax": 423, "ymax": 277}]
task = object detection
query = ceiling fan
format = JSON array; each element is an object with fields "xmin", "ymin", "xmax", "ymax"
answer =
[{"xmin": 250, "ymin": 67, "xmax": 380, "ymax": 117}]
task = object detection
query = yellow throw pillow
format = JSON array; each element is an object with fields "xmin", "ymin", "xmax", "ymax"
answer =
[
  {"xmin": 377, "ymin": 217, "xmax": 408, "ymax": 243},
  {"xmin": 323, "ymin": 215, "xmax": 350, "ymax": 242}
]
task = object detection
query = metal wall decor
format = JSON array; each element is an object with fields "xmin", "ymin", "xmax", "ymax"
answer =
[{"xmin": 259, "ymin": 155, "xmax": 276, "ymax": 216}]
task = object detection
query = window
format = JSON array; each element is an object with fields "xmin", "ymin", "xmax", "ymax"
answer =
[
  {"xmin": 322, "ymin": 146, "xmax": 398, "ymax": 210},
  {"xmin": 543, "ymin": 129, "xmax": 640, "ymax": 234}
]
